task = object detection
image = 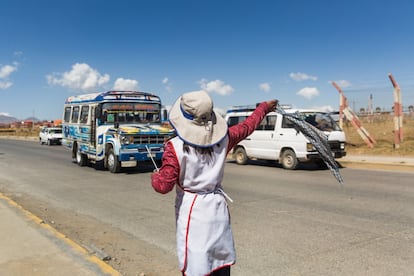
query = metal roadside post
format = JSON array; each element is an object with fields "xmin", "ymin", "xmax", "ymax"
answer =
[{"xmin": 145, "ymin": 145, "xmax": 159, "ymax": 172}]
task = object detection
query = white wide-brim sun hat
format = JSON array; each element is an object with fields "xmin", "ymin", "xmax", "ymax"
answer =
[{"xmin": 169, "ymin": 91, "xmax": 228, "ymax": 147}]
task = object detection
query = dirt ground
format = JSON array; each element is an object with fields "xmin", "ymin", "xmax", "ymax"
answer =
[
  {"xmin": 343, "ymin": 114, "xmax": 414, "ymax": 157},
  {"xmin": 4, "ymin": 190, "xmax": 178, "ymax": 276}
]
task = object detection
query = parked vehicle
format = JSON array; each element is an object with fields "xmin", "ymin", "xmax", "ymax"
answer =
[
  {"xmin": 225, "ymin": 106, "xmax": 346, "ymax": 170},
  {"xmin": 62, "ymin": 90, "xmax": 174, "ymax": 173},
  {"xmin": 39, "ymin": 127, "xmax": 63, "ymax": 145}
]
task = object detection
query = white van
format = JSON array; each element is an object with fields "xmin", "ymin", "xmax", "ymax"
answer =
[{"xmin": 225, "ymin": 106, "xmax": 346, "ymax": 170}]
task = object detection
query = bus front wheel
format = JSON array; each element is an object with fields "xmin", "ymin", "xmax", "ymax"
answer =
[{"xmin": 107, "ymin": 148, "xmax": 121, "ymax": 173}]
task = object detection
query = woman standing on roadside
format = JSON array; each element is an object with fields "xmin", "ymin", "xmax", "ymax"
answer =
[{"xmin": 151, "ymin": 90, "xmax": 277, "ymax": 276}]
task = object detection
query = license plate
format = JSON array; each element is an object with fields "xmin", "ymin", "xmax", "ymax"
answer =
[
  {"xmin": 147, "ymin": 153, "xmax": 155, "ymax": 158},
  {"xmin": 122, "ymin": 161, "xmax": 137, "ymax": 167}
]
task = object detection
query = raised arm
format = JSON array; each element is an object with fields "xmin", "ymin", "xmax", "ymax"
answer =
[{"xmin": 227, "ymin": 100, "xmax": 277, "ymax": 153}]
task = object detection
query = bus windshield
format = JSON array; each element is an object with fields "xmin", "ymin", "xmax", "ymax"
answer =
[{"xmin": 100, "ymin": 102, "xmax": 161, "ymax": 124}]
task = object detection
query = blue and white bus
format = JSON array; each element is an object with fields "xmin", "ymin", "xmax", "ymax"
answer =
[{"xmin": 62, "ymin": 90, "xmax": 174, "ymax": 173}]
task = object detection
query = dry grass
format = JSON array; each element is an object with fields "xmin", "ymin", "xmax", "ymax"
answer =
[
  {"xmin": 343, "ymin": 114, "xmax": 414, "ymax": 157},
  {"xmin": 2, "ymin": 128, "xmax": 40, "ymax": 137}
]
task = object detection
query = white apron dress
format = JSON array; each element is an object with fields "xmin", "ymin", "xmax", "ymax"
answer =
[{"xmin": 170, "ymin": 136, "xmax": 235, "ymax": 276}]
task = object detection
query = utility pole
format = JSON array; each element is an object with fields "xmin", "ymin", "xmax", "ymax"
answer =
[
  {"xmin": 332, "ymin": 81, "xmax": 376, "ymax": 148},
  {"xmin": 388, "ymin": 73, "xmax": 403, "ymax": 149}
]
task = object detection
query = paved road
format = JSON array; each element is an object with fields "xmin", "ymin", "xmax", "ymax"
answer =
[{"xmin": 0, "ymin": 139, "xmax": 413, "ymax": 275}]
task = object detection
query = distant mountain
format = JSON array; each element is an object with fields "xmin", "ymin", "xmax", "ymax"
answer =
[
  {"xmin": 0, "ymin": 114, "xmax": 41, "ymax": 124},
  {"xmin": 0, "ymin": 114, "xmax": 19, "ymax": 124}
]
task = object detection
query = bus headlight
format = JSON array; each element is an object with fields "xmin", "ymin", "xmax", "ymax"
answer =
[
  {"xmin": 340, "ymin": 142, "xmax": 345, "ymax": 150},
  {"xmin": 121, "ymin": 136, "xmax": 133, "ymax": 145}
]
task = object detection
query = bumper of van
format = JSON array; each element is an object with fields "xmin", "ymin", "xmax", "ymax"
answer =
[
  {"xmin": 306, "ymin": 151, "xmax": 347, "ymax": 160},
  {"xmin": 306, "ymin": 153, "xmax": 322, "ymax": 160}
]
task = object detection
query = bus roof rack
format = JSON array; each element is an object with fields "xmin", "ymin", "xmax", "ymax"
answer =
[{"xmin": 65, "ymin": 90, "xmax": 160, "ymax": 104}]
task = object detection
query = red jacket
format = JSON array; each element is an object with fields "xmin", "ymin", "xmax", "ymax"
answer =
[{"xmin": 151, "ymin": 102, "xmax": 272, "ymax": 194}]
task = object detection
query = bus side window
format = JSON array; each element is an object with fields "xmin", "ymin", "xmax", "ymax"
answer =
[
  {"xmin": 80, "ymin": 106, "xmax": 89, "ymax": 124},
  {"xmin": 71, "ymin": 106, "xmax": 80, "ymax": 123},
  {"xmin": 64, "ymin": 107, "xmax": 71, "ymax": 123}
]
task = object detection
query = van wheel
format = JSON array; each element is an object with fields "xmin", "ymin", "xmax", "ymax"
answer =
[
  {"xmin": 107, "ymin": 148, "xmax": 121, "ymax": 173},
  {"xmin": 281, "ymin": 149, "xmax": 298, "ymax": 170},
  {"xmin": 234, "ymin": 147, "xmax": 248, "ymax": 165}
]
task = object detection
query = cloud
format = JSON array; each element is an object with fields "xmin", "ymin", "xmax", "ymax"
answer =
[
  {"xmin": 13, "ymin": 51, "xmax": 23, "ymax": 57},
  {"xmin": 162, "ymin": 77, "xmax": 173, "ymax": 92},
  {"xmin": 0, "ymin": 81, "xmax": 13, "ymax": 89},
  {"xmin": 198, "ymin": 78, "xmax": 234, "ymax": 96},
  {"xmin": 46, "ymin": 63, "xmax": 110, "ymax": 92},
  {"xmin": 259, "ymin": 82, "xmax": 271, "ymax": 92},
  {"xmin": 311, "ymin": 105, "xmax": 334, "ymax": 112},
  {"xmin": 0, "ymin": 63, "xmax": 18, "ymax": 89},
  {"xmin": 0, "ymin": 64, "xmax": 17, "ymax": 79},
  {"xmin": 214, "ymin": 107, "xmax": 226, "ymax": 117},
  {"xmin": 113, "ymin": 78, "xmax": 139, "ymax": 90},
  {"xmin": 289, "ymin": 72, "xmax": 317, "ymax": 82},
  {"xmin": 331, "ymin": 80, "xmax": 351, "ymax": 88},
  {"xmin": 297, "ymin": 87, "xmax": 319, "ymax": 99}
]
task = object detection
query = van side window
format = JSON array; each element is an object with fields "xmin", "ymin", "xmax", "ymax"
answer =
[
  {"xmin": 256, "ymin": 115, "xmax": 276, "ymax": 131},
  {"xmin": 282, "ymin": 116, "xmax": 295, "ymax": 128},
  {"xmin": 227, "ymin": 116, "xmax": 247, "ymax": 127},
  {"xmin": 80, "ymin": 106, "xmax": 89, "ymax": 124}
]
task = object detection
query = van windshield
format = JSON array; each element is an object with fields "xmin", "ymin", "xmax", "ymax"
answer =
[
  {"xmin": 100, "ymin": 102, "xmax": 161, "ymax": 124},
  {"xmin": 301, "ymin": 112, "xmax": 341, "ymax": 131},
  {"xmin": 49, "ymin": 129, "xmax": 62, "ymax": 134}
]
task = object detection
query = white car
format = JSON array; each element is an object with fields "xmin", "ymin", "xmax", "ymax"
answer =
[{"xmin": 39, "ymin": 127, "xmax": 63, "ymax": 145}]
